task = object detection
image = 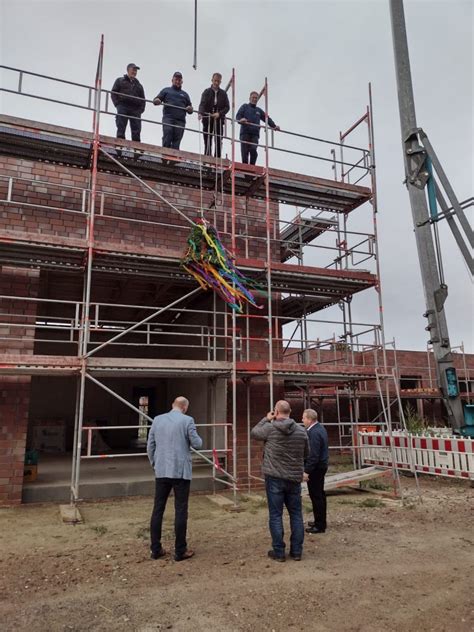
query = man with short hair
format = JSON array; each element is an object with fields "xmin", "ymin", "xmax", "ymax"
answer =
[
  {"xmin": 147, "ymin": 396, "xmax": 202, "ymax": 561},
  {"xmin": 198, "ymin": 73, "xmax": 230, "ymax": 158},
  {"xmin": 302, "ymin": 409, "xmax": 329, "ymax": 534},
  {"xmin": 153, "ymin": 72, "xmax": 193, "ymax": 150},
  {"xmin": 111, "ymin": 63, "xmax": 146, "ymax": 144},
  {"xmin": 236, "ymin": 91, "xmax": 280, "ymax": 164},
  {"xmin": 251, "ymin": 400, "xmax": 309, "ymax": 562}
]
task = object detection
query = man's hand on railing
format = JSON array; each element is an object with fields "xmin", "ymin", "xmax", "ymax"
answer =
[{"xmin": 153, "ymin": 97, "xmax": 162, "ymax": 106}]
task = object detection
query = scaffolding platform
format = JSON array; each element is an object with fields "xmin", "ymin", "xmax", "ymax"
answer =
[
  {"xmin": 0, "ymin": 355, "xmax": 232, "ymax": 377},
  {"xmin": 280, "ymin": 215, "xmax": 338, "ymax": 262},
  {"xmin": 236, "ymin": 361, "xmax": 377, "ymax": 384},
  {"xmin": 0, "ymin": 232, "xmax": 377, "ymax": 302},
  {"xmin": 0, "ymin": 115, "xmax": 372, "ymax": 212}
]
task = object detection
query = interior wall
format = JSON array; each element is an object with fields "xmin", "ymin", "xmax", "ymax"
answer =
[{"xmin": 27, "ymin": 375, "xmax": 227, "ymax": 454}]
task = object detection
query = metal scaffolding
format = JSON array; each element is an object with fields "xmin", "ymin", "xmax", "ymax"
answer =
[{"xmin": 1, "ymin": 35, "xmax": 457, "ymax": 504}]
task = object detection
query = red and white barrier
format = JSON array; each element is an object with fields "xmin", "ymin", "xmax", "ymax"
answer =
[{"xmin": 359, "ymin": 432, "xmax": 474, "ymax": 481}]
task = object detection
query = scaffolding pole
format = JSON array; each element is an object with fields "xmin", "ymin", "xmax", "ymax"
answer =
[{"xmin": 70, "ymin": 35, "xmax": 103, "ymax": 505}]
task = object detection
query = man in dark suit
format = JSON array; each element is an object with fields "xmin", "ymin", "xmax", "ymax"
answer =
[
  {"xmin": 198, "ymin": 73, "xmax": 230, "ymax": 158},
  {"xmin": 303, "ymin": 409, "xmax": 329, "ymax": 534},
  {"xmin": 147, "ymin": 396, "xmax": 202, "ymax": 561}
]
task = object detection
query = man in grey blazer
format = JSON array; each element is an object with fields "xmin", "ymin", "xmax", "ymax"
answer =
[{"xmin": 147, "ymin": 396, "xmax": 203, "ymax": 561}]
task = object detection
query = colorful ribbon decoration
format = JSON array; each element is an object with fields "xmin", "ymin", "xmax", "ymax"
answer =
[{"xmin": 181, "ymin": 219, "xmax": 264, "ymax": 313}]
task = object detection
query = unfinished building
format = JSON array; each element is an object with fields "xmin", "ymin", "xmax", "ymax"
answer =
[{"xmin": 1, "ymin": 52, "xmax": 472, "ymax": 506}]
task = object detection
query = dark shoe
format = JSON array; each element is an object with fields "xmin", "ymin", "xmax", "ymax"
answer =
[
  {"xmin": 150, "ymin": 547, "xmax": 167, "ymax": 560},
  {"xmin": 290, "ymin": 552, "xmax": 302, "ymax": 561},
  {"xmin": 308, "ymin": 521, "xmax": 315, "ymax": 527},
  {"xmin": 305, "ymin": 526, "xmax": 326, "ymax": 534},
  {"xmin": 267, "ymin": 550, "xmax": 285, "ymax": 562},
  {"xmin": 175, "ymin": 549, "xmax": 195, "ymax": 562}
]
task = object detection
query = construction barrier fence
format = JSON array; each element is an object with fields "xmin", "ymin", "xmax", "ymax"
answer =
[{"xmin": 359, "ymin": 432, "xmax": 474, "ymax": 481}]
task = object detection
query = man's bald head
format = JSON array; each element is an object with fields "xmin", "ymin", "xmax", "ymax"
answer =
[
  {"xmin": 274, "ymin": 400, "xmax": 291, "ymax": 418},
  {"xmin": 172, "ymin": 396, "xmax": 189, "ymax": 413}
]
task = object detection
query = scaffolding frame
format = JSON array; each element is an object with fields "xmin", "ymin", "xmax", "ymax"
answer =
[{"xmin": 0, "ymin": 36, "xmax": 429, "ymax": 504}]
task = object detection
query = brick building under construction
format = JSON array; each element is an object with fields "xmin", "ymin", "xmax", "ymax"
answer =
[{"xmin": 1, "ymin": 51, "xmax": 472, "ymax": 506}]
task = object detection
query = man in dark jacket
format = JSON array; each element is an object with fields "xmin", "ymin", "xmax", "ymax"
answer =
[
  {"xmin": 111, "ymin": 63, "xmax": 146, "ymax": 144},
  {"xmin": 153, "ymin": 72, "xmax": 193, "ymax": 150},
  {"xmin": 251, "ymin": 400, "xmax": 309, "ymax": 562},
  {"xmin": 303, "ymin": 409, "xmax": 329, "ymax": 534},
  {"xmin": 236, "ymin": 91, "xmax": 280, "ymax": 165},
  {"xmin": 198, "ymin": 73, "xmax": 230, "ymax": 158}
]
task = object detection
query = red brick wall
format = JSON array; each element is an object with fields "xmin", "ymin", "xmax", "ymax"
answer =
[
  {"xmin": 0, "ymin": 156, "xmax": 279, "ymax": 262},
  {"xmin": 0, "ymin": 378, "xmax": 31, "ymax": 505},
  {"xmin": 0, "ymin": 266, "xmax": 39, "ymax": 505}
]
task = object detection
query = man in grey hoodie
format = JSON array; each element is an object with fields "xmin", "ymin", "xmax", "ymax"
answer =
[{"xmin": 251, "ymin": 400, "xmax": 309, "ymax": 561}]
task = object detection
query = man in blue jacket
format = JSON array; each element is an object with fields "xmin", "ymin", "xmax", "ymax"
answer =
[
  {"xmin": 153, "ymin": 72, "xmax": 194, "ymax": 150},
  {"xmin": 302, "ymin": 408, "xmax": 329, "ymax": 534},
  {"xmin": 147, "ymin": 396, "xmax": 202, "ymax": 561},
  {"xmin": 236, "ymin": 91, "xmax": 280, "ymax": 164}
]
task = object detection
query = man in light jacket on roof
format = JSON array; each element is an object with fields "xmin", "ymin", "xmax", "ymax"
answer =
[
  {"xmin": 251, "ymin": 400, "xmax": 309, "ymax": 562},
  {"xmin": 147, "ymin": 396, "xmax": 202, "ymax": 562}
]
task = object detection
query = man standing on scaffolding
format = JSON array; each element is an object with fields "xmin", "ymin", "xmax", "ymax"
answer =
[
  {"xmin": 111, "ymin": 63, "xmax": 146, "ymax": 146},
  {"xmin": 198, "ymin": 73, "xmax": 230, "ymax": 158},
  {"xmin": 236, "ymin": 91, "xmax": 280, "ymax": 164},
  {"xmin": 153, "ymin": 72, "xmax": 193, "ymax": 150}
]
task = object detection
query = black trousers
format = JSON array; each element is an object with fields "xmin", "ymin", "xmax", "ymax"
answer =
[
  {"xmin": 115, "ymin": 105, "xmax": 142, "ymax": 142},
  {"xmin": 150, "ymin": 477, "xmax": 191, "ymax": 557},
  {"xmin": 202, "ymin": 116, "xmax": 224, "ymax": 157},
  {"xmin": 240, "ymin": 133, "xmax": 259, "ymax": 164},
  {"xmin": 162, "ymin": 119, "xmax": 185, "ymax": 150},
  {"xmin": 307, "ymin": 465, "xmax": 328, "ymax": 530}
]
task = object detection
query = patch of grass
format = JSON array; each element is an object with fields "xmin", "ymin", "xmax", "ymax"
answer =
[
  {"xmin": 90, "ymin": 525, "xmax": 108, "ymax": 536},
  {"xmin": 359, "ymin": 498, "xmax": 384, "ymax": 508},
  {"xmin": 136, "ymin": 525, "xmax": 150, "ymax": 540},
  {"xmin": 362, "ymin": 480, "xmax": 391, "ymax": 491},
  {"xmin": 336, "ymin": 499, "xmax": 357, "ymax": 506}
]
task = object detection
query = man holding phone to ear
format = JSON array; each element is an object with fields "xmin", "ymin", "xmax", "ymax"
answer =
[{"xmin": 251, "ymin": 400, "xmax": 308, "ymax": 562}]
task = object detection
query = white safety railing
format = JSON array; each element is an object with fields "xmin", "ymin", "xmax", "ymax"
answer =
[{"xmin": 359, "ymin": 431, "xmax": 474, "ymax": 481}]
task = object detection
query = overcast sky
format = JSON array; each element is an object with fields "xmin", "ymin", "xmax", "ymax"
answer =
[{"xmin": 0, "ymin": 0, "xmax": 472, "ymax": 352}]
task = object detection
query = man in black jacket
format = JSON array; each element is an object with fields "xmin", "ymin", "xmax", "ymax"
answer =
[
  {"xmin": 111, "ymin": 63, "xmax": 146, "ymax": 144},
  {"xmin": 198, "ymin": 73, "xmax": 230, "ymax": 158},
  {"xmin": 303, "ymin": 409, "xmax": 329, "ymax": 534},
  {"xmin": 251, "ymin": 400, "xmax": 309, "ymax": 562}
]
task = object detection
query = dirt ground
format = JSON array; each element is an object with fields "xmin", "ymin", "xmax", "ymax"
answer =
[{"xmin": 0, "ymin": 476, "xmax": 473, "ymax": 632}]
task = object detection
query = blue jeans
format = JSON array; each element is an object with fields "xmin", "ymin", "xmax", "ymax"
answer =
[
  {"xmin": 162, "ymin": 118, "xmax": 185, "ymax": 149},
  {"xmin": 265, "ymin": 475, "xmax": 304, "ymax": 557}
]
